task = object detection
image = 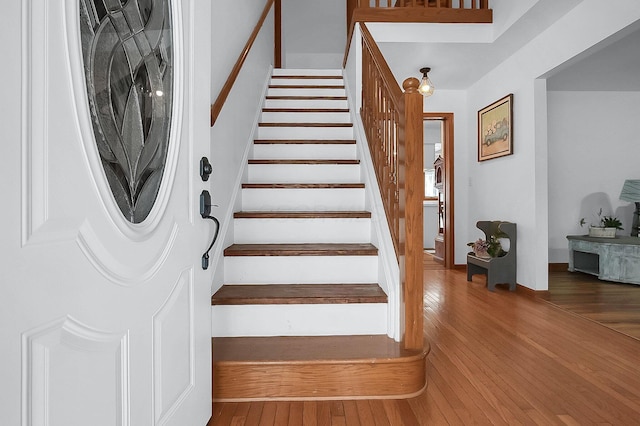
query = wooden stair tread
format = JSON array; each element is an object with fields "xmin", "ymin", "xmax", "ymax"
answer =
[
  {"xmin": 233, "ymin": 211, "xmax": 371, "ymax": 219},
  {"xmin": 269, "ymin": 85, "xmax": 345, "ymax": 89},
  {"xmin": 262, "ymin": 108, "xmax": 349, "ymax": 113},
  {"xmin": 253, "ymin": 139, "xmax": 355, "ymax": 144},
  {"xmin": 211, "ymin": 284, "xmax": 387, "ymax": 305},
  {"xmin": 258, "ymin": 122, "xmax": 353, "ymax": 127},
  {"xmin": 212, "ymin": 335, "xmax": 428, "ymax": 400},
  {"xmin": 271, "ymin": 75, "xmax": 343, "ymax": 80},
  {"xmin": 241, "ymin": 183, "xmax": 365, "ymax": 189},
  {"xmin": 213, "ymin": 335, "xmax": 423, "ymax": 363},
  {"xmin": 248, "ymin": 159, "xmax": 359, "ymax": 165},
  {"xmin": 265, "ymin": 95, "xmax": 347, "ymax": 100},
  {"xmin": 223, "ymin": 243, "xmax": 378, "ymax": 256}
]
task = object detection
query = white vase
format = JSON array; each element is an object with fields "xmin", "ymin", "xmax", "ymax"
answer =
[{"xmin": 588, "ymin": 226, "xmax": 616, "ymax": 238}]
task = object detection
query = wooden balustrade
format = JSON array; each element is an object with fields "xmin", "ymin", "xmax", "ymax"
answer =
[
  {"xmin": 356, "ymin": 0, "xmax": 488, "ymax": 9},
  {"xmin": 360, "ymin": 23, "xmax": 423, "ymax": 351},
  {"xmin": 350, "ymin": 0, "xmax": 491, "ymax": 24},
  {"xmin": 344, "ymin": 0, "xmax": 491, "ymax": 67}
]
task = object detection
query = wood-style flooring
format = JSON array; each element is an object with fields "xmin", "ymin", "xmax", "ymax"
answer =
[
  {"xmin": 210, "ymin": 266, "xmax": 640, "ymax": 425},
  {"xmin": 545, "ymin": 270, "xmax": 640, "ymax": 340}
]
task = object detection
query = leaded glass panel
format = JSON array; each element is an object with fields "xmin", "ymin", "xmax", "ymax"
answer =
[{"xmin": 79, "ymin": 0, "xmax": 173, "ymax": 223}]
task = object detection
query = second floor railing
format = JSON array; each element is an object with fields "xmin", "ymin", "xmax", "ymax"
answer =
[
  {"xmin": 358, "ymin": 0, "xmax": 488, "ymax": 8},
  {"xmin": 360, "ymin": 23, "xmax": 424, "ymax": 350},
  {"xmin": 348, "ymin": 0, "xmax": 491, "ymax": 26},
  {"xmin": 345, "ymin": 0, "xmax": 491, "ymax": 67}
]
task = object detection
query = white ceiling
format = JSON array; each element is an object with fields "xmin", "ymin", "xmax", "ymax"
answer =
[
  {"xmin": 367, "ymin": 0, "xmax": 640, "ymax": 92},
  {"xmin": 546, "ymin": 23, "xmax": 640, "ymax": 91}
]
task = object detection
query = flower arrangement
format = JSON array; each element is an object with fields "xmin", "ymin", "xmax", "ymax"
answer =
[{"xmin": 467, "ymin": 236, "xmax": 504, "ymax": 258}]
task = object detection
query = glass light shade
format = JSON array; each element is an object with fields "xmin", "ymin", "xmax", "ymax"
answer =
[{"xmin": 418, "ymin": 75, "xmax": 435, "ymax": 97}]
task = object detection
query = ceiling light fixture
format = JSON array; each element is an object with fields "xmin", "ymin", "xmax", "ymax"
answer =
[{"xmin": 418, "ymin": 67, "xmax": 435, "ymax": 97}]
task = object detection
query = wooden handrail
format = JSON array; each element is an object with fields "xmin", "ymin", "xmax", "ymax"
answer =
[
  {"xmin": 360, "ymin": 23, "xmax": 423, "ymax": 350},
  {"xmin": 210, "ymin": 0, "xmax": 275, "ymax": 126}
]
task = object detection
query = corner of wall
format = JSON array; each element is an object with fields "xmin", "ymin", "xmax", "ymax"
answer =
[{"xmin": 208, "ymin": 67, "xmax": 273, "ymax": 296}]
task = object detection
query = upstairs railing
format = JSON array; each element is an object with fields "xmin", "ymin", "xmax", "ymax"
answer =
[
  {"xmin": 360, "ymin": 23, "xmax": 424, "ymax": 351},
  {"xmin": 348, "ymin": 0, "xmax": 491, "ymax": 27},
  {"xmin": 345, "ymin": 0, "xmax": 491, "ymax": 66}
]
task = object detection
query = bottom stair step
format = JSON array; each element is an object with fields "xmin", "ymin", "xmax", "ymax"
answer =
[{"xmin": 212, "ymin": 335, "xmax": 429, "ymax": 400}]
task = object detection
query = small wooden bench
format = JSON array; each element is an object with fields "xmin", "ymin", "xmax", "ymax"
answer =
[{"xmin": 467, "ymin": 221, "xmax": 517, "ymax": 291}]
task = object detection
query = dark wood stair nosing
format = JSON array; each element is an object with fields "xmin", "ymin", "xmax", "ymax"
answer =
[
  {"xmin": 253, "ymin": 139, "xmax": 356, "ymax": 145},
  {"xmin": 247, "ymin": 159, "xmax": 360, "ymax": 165},
  {"xmin": 258, "ymin": 122, "xmax": 353, "ymax": 128},
  {"xmin": 233, "ymin": 211, "xmax": 371, "ymax": 219},
  {"xmin": 262, "ymin": 108, "xmax": 350, "ymax": 113},
  {"xmin": 271, "ymin": 75, "xmax": 343, "ymax": 80},
  {"xmin": 223, "ymin": 243, "xmax": 378, "ymax": 257},
  {"xmin": 269, "ymin": 85, "xmax": 345, "ymax": 89},
  {"xmin": 265, "ymin": 96, "xmax": 348, "ymax": 100},
  {"xmin": 241, "ymin": 183, "xmax": 365, "ymax": 189},
  {"xmin": 211, "ymin": 283, "xmax": 388, "ymax": 306}
]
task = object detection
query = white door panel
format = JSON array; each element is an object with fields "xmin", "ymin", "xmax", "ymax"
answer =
[{"xmin": 1, "ymin": 0, "xmax": 211, "ymax": 424}]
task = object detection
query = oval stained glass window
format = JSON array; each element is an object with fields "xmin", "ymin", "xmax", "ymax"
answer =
[{"xmin": 79, "ymin": 0, "xmax": 173, "ymax": 223}]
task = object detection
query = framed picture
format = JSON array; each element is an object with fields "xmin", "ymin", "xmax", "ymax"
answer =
[{"xmin": 477, "ymin": 94, "xmax": 513, "ymax": 162}]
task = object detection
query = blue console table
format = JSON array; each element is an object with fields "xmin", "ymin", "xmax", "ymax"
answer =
[{"xmin": 566, "ymin": 235, "xmax": 640, "ymax": 285}]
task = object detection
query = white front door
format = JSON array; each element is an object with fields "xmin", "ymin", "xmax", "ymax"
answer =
[{"xmin": 0, "ymin": 0, "xmax": 212, "ymax": 424}]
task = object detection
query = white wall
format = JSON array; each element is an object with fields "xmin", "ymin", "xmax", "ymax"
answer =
[
  {"xmin": 209, "ymin": 0, "xmax": 275, "ymax": 291},
  {"xmin": 282, "ymin": 0, "xmax": 346, "ymax": 68},
  {"xmin": 548, "ymin": 91, "xmax": 640, "ymax": 262},
  {"xmin": 465, "ymin": 0, "xmax": 640, "ymax": 290}
]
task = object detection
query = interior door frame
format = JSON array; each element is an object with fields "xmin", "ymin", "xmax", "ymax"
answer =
[{"xmin": 424, "ymin": 112, "xmax": 454, "ymax": 269}]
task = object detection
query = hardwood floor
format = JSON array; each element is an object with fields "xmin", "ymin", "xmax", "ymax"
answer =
[
  {"xmin": 545, "ymin": 270, "xmax": 640, "ymax": 340},
  {"xmin": 210, "ymin": 268, "xmax": 640, "ymax": 425}
]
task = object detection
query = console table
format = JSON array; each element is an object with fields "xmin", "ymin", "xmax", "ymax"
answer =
[{"xmin": 566, "ymin": 235, "xmax": 640, "ymax": 285}]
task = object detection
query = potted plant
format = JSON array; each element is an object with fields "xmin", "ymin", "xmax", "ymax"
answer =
[
  {"xmin": 579, "ymin": 208, "xmax": 623, "ymax": 238},
  {"xmin": 467, "ymin": 235, "xmax": 505, "ymax": 258}
]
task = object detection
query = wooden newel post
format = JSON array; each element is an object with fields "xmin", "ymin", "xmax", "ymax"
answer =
[{"xmin": 401, "ymin": 77, "xmax": 424, "ymax": 351}]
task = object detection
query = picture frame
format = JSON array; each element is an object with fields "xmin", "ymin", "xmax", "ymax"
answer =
[{"xmin": 477, "ymin": 94, "xmax": 513, "ymax": 162}]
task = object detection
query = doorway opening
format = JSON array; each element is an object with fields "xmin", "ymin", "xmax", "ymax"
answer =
[{"xmin": 423, "ymin": 113, "xmax": 454, "ymax": 268}]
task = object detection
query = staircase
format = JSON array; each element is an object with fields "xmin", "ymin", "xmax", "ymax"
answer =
[{"xmin": 211, "ymin": 68, "xmax": 428, "ymax": 400}]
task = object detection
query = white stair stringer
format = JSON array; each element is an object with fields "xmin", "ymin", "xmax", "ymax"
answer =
[
  {"xmin": 224, "ymin": 255, "xmax": 378, "ymax": 284},
  {"xmin": 233, "ymin": 217, "xmax": 371, "ymax": 244},
  {"xmin": 211, "ymin": 304, "xmax": 387, "ymax": 337},
  {"xmin": 252, "ymin": 141, "xmax": 356, "ymax": 160},
  {"xmin": 241, "ymin": 186, "xmax": 365, "ymax": 211},
  {"xmin": 212, "ymin": 68, "xmax": 388, "ymax": 338}
]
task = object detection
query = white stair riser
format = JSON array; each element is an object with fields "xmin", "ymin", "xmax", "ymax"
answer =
[
  {"xmin": 211, "ymin": 304, "xmax": 387, "ymax": 337},
  {"xmin": 234, "ymin": 218, "xmax": 371, "ymax": 244},
  {"xmin": 265, "ymin": 99, "xmax": 348, "ymax": 109},
  {"xmin": 242, "ymin": 188, "xmax": 365, "ymax": 211},
  {"xmin": 257, "ymin": 126, "xmax": 353, "ymax": 140},
  {"xmin": 268, "ymin": 88, "xmax": 345, "ymax": 97},
  {"xmin": 272, "ymin": 69, "xmax": 342, "ymax": 76},
  {"xmin": 261, "ymin": 111, "xmax": 351, "ymax": 123},
  {"xmin": 247, "ymin": 164, "xmax": 361, "ymax": 183},
  {"xmin": 252, "ymin": 143, "xmax": 356, "ymax": 160},
  {"xmin": 270, "ymin": 78, "xmax": 344, "ymax": 86},
  {"xmin": 224, "ymin": 255, "xmax": 378, "ymax": 284}
]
